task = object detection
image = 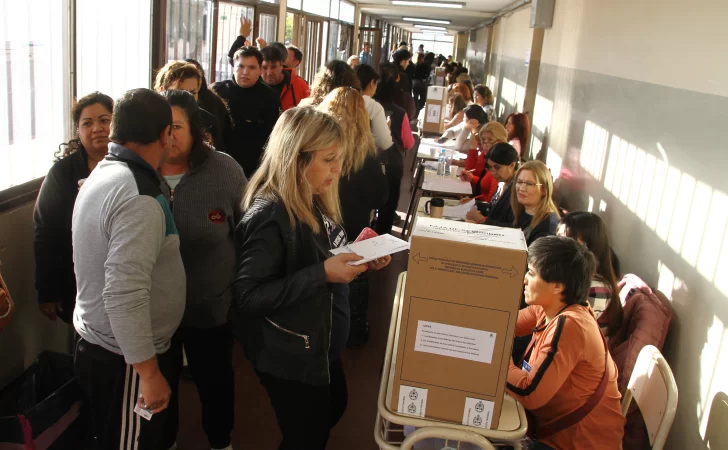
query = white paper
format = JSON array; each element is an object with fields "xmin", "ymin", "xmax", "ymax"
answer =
[
  {"xmin": 427, "ymin": 86, "xmax": 446, "ymax": 100},
  {"xmin": 443, "ymin": 199, "xmax": 476, "ymax": 219},
  {"xmin": 426, "ymin": 104, "xmax": 441, "ymax": 124},
  {"xmin": 462, "ymin": 397, "xmax": 494, "ymax": 429},
  {"xmin": 398, "ymin": 385, "xmax": 428, "ymax": 417},
  {"xmin": 329, "ymin": 233, "xmax": 410, "ymax": 265},
  {"xmin": 414, "ymin": 320, "xmax": 497, "ymax": 364},
  {"xmin": 422, "ymin": 173, "xmax": 472, "ymax": 195},
  {"xmin": 412, "ymin": 217, "xmax": 528, "ymax": 251}
]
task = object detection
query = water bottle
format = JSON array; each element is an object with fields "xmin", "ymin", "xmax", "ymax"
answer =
[
  {"xmin": 437, "ymin": 149, "xmax": 447, "ymax": 176},
  {"xmin": 444, "ymin": 149, "xmax": 452, "ymax": 176}
]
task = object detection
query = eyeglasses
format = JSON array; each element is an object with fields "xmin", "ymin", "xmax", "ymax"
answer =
[{"xmin": 516, "ymin": 180, "xmax": 543, "ymax": 188}]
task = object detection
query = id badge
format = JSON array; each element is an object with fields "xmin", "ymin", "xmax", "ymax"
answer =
[{"xmin": 521, "ymin": 360, "xmax": 532, "ymax": 373}]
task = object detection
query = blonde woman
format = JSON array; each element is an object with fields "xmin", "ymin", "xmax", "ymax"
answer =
[
  {"xmin": 230, "ymin": 107, "xmax": 390, "ymax": 449},
  {"xmin": 318, "ymin": 87, "xmax": 389, "ymax": 348},
  {"xmin": 510, "ymin": 160, "xmax": 560, "ymax": 246}
]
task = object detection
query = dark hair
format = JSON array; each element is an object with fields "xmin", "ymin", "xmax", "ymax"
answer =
[
  {"xmin": 374, "ymin": 62, "xmax": 399, "ymax": 103},
  {"xmin": 355, "ymin": 64, "xmax": 379, "ymax": 91},
  {"xmin": 110, "ymin": 88, "xmax": 172, "ymax": 145},
  {"xmin": 57, "ymin": 92, "xmax": 114, "ymax": 160},
  {"xmin": 270, "ymin": 42, "xmax": 289, "ymax": 62},
  {"xmin": 161, "ymin": 90, "xmax": 212, "ymax": 168},
  {"xmin": 506, "ymin": 112, "xmax": 530, "ymax": 149},
  {"xmin": 399, "ymin": 41, "xmax": 408, "ymax": 47},
  {"xmin": 559, "ymin": 212, "xmax": 624, "ymax": 335},
  {"xmin": 474, "ymin": 84, "xmax": 493, "ymax": 105},
  {"xmin": 528, "ymin": 236, "xmax": 597, "ymax": 306},
  {"xmin": 449, "ymin": 94, "xmax": 468, "ymax": 116},
  {"xmin": 488, "ymin": 142, "xmax": 520, "ymax": 166},
  {"xmin": 261, "ymin": 46, "xmax": 285, "ymax": 63},
  {"xmin": 463, "ymin": 104, "xmax": 488, "ymax": 125},
  {"xmin": 233, "ymin": 46, "xmax": 263, "ymax": 66},
  {"xmin": 287, "ymin": 45, "xmax": 303, "ymax": 63},
  {"xmin": 392, "ymin": 49, "xmax": 411, "ymax": 66},
  {"xmin": 185, "ymin": 59, "xmax": 209, "ymax": 91},
  {"xmin": 184, "ymin": 58, "xmax": 233, "ymax": 130},
  {"xmin": 424, "ymin": 52, "xmax": 435, "ymax": 65},
  {"xmin": 308, "ymin": 60, "xmax": 361, "ymax": 105},
  {"xmin": 363, "ymin": 42, "xmax": 371, "ymax": 47}
]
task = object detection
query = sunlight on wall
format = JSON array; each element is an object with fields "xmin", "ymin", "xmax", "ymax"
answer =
[
  {"xmin": 532, "ymin": 94, "xmax": 554, "ymax": 136},
  {"xmin": 546, "ymin": 148, "xmax": 562, "ymax": 181},
  {"xmin": 698, "ymin": 317, "xmax": 728, "ymax": 439},
  {"xmin": 500, "ymin": 77, "xmax": 517, "ymax": 108},
  {"xmin": 487, "ymin": 74, "xmax": 496, "ymax": 94},
  {"xmin": 588, "ymin": 195, "xmax": 594, "ymax": 212},
  {"xmin": 581, "ymin": 121, "xmax": 609, "ymax": 182}
]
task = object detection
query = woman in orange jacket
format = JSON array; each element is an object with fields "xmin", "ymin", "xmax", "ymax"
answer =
[{"xmin": 507, "ymin": 236, "xmax": 625, "ymax": 450}]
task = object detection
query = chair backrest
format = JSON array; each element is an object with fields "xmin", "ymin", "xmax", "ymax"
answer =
[
  {"xmin": 621, "ymin": 345, "xmax": 678, "ymax": 450},
  {"xmin": 705, "ymin": 391, "xmax": 728, "ymax": 449}
]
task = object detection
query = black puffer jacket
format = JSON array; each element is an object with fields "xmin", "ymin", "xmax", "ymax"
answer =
[
  {"xmin": 229, "ymin": 197, "xmax": 336, "ymax": 386},
  {"xmin": 33, "ymin": 147, "xmax": 91, "ymax": 324}
]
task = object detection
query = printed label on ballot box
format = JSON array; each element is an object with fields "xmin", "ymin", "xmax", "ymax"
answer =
[{"xmin": 414, "ymin": 320, "xmax": 496, "ymax": 364}]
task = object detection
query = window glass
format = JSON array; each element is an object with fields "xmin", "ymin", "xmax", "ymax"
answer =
[
  {"xmin": 302, "ymin": 0, "xmax": 329, "ymax": 18},
  {"xmin": 339, "ymin": 2, "xmax": 355, "ymax": 24},
  {"xmin": 288, "ymin": 0, "xmax": 302, "ymax": 10},
  {"xmin": 0, "ymin": 0, "xmax": 68, "ymax": 190},
  {"xmin": 285, "ymin": 12, "xmax": 295, "ymax": 44},
  {"xmin": 215, "ymin": 3, "xmax": 254, "ymax": 82},
  {"xmin": 259, "ymin": 14, "xmax": 278, "ymax": 45},
  {"xmin": 329, "ymin": 0, "xmax": 339, "ymax": 19},
  {"xmin": 165, "ymin": 0, "xmax": 214, "ymax": 78}
]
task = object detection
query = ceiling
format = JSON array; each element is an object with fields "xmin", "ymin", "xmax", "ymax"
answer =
[{"xmin": 357, "ymin": 0, "xmax": 515, "ymax": 34}]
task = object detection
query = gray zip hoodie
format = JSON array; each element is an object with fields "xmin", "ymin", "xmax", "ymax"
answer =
[{"xmin": 161, "ymin": 151, "xmax": 247, "ymax": 328}]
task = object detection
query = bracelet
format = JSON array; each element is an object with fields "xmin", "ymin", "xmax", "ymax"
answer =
[{"xmin": 0, "ymin": 294, "xmax": 11, "ymax": 319}]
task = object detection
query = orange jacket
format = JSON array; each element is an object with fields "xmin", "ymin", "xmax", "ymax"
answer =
[
  {"xmin": 507, "ymin": 305, "xmax": 625, "ymax": 449},
  {"xmin": 280, "ymin": 68, "xmax": 310, "ymax": 111}
]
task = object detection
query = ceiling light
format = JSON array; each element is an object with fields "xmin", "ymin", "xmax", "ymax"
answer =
[
  {"xmin": 420, "ymin": 30, "xmax": 449, "ymax": 35},
  {"xmin": 403, "ymin": 17, "xmax": 451, "ymax": 24},
  {"xmin": 415, "ymin": 25, "xmax": 447, "ymax": 31},
  {"xmin": 392, "ymin": 1, "xmax": 464, "ymax": 9}
]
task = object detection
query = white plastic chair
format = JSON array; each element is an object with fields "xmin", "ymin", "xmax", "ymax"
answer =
[{"xmin": 621, "ymin": 345, "xmax": 678, "ymax": 450}]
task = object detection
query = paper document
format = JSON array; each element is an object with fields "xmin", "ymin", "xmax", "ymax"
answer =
[
  {"xmin": 330, "ymin": 234, "xmax": 410, "ymax": 265},
  {"xmin": 414, "ymin": 320, "xmax": 497, "ymax": 364},
  {"xmin": 422, "ymin": 175, "xmax": 472, "ymax": 195},
  {"xmin": 426, "ymin": 104, "xmax": 441, "ymax": 124},
  {"xmin": 443, "ymin": 199, "xmax": 475, "ymax": 219}
]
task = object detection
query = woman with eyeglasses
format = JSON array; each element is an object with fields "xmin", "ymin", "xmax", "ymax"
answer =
[
  {"xmin": 459, "ymin": 121, "xmax": 507, "ymax": 202},
  {"xmin": 510, "ymin": 161, "xmax": 560, "ymax": 246},
  {"xmin": 466, "ymin": 143, "xmax": 519, "ymax": 225}
]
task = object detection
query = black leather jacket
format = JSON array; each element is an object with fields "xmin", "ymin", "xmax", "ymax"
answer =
[{"xmin": 229, "ymin": 197, "xmax": 335, "ymax": 386}]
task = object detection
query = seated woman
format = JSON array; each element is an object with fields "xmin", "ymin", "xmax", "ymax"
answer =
[
  {"xmin": 505, "ymin": 112, "xmax": 530, "ymax": 159},
  {"xmin": 511, "ymin": 161, "xmax": 560, "ymax": 246},
  {"xmin": 439, "ymin": 104, "xmax": 488, "ymax": 155},
  {"xmin": 230, "ymin": 107, "xmax": 390, "ymax": 449},
  {"xmin": 443, "ymin": 93, "xmax": 468, "ymax": 129},
  {"xmin": 557, "ymin": 212, "xmax": 624, "ymax": 337},
  {"xmin": 507, "ymin": 236, "xmax": 625, "ymax": 450},
  {"xmin": 473, "ymin": 84, "xmax": 495, "ymax": 122},
  {"xmin": 34, "ymin": 92, "xmax": 113, "ymax": 323},
  {"xmin": 155, "ymin": 60, "xmax": 228, "ymax": 152},
  {"xmin": 459, "ymin": 121, "xmax": 507, "ymax": 202},
  {"xmin": 465, "ymin": 143, "xmax": 519, "ymax": 225}
]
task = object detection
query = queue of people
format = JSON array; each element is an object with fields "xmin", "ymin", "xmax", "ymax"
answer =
[{"xmin": 29, "ymin": 42, "xmax": 630, "ymax": 450}]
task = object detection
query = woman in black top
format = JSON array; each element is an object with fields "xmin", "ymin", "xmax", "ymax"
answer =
[
  {"xmin": 34, "ymin": 92, "xmax": 114, "ymax": 323},
  {"xmin": 467, "ymin": 142, "xmax": 520, "ymax": 226},
  {"xmin": 318, "ymin": 87, "xmax": 390, "ymax": 348},
  {"xmin": 412, "ymin": 52, "xmax": 433, "ymax": 114},
  {"xmin": 511, "ymin": 160, "xmax": 560, "ymax": 246},
  {"xmin": 231, "ymin": 107, "xmax": 390, "ymax": 449}
]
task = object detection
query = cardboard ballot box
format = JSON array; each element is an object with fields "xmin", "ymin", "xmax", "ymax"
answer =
[
  {"xmin": 434, "ymin": 67, "xmax": 447, "ymax": 87},
  {"xmin": 423, "ymin": 86, "xmax": 447, "ymax": 135},
  {"xmin": 391, "ymin": 218, "xmax": 527, "ymax": 429}
]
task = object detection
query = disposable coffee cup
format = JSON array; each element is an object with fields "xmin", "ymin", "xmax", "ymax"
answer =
[
  {"xmin": 450, "ymin": 165, "xmax": 459, "ymax": 178},
  {"xmin": 430, "ymin": 148, "xmax": 437, "ymax": 157},
  {"xmin": 425, "ymin": 197, "xmax": 445, "ymax": 218}
]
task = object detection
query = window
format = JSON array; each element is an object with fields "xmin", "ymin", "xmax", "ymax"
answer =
[
  {"xmin": 165, "ymin": 0, "xmax": 214, "ymax": 78},
  {"xmin": 76, "ymin": 0, "xmax": 153, "ymax": 99},
  {"xmin": 285, "ymin": 12, "xmax": 296, "ymax": 45},
  {"xmin": 0, "ymin": 0, "xmax": 69, "ymax": 191},
  {"xmin": 302, "ymin": 0, "xmax": 329, "ymax": 18},
  {"xmin": 215, "ymin": 3, "xmax": 254, "ymax": 83},
  {"xmin": 329, "ymin": 0, "xmax": 339, "ymax": 20},
  {"xmin": 339, "ymin": 1, "xmax": 355, "ymax": 24},
  {"xmin": 288, "ymin": 0, "xmax": 302, "ymax": 10},
  {"xmin": 412, "ymin": 32, "xmax": 454, "ymax": 58},
  {"xmin": 259, "ymin": 13, "xmax": 278, "ymax": 45}
]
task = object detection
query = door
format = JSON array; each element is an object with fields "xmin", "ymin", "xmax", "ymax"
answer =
[
  {"xmin": 359, "ymin": 27, "xmax": 382, "ymax": 70},
  {"xmin": 255, "ymin": 5, "xmax": 278, "ymax": 45},
  {"xmin": 215, "ymin": 2, "xmax": 254, "ymax": 82},
  {"xmin": 299, "ymin": 16, "xmax": 326, "ymax": 83}
]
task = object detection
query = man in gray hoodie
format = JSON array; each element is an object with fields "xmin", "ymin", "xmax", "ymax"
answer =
[{"xmin": 72, "ymin": 88, "xmax": 186, "ymax": 450}]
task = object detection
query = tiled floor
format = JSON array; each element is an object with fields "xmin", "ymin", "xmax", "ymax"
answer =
[{"xmin": 177, "ymin": 147, "xmax": 419, "ymax": 450}]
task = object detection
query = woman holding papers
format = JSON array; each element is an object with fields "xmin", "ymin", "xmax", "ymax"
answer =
[
  {"xmin": 230, "ymin": 107, "xmax": 389, "ymax": 450},
  {"xmin": 318, "ymin": 87, "xmax": 390, "ymax": 348}
]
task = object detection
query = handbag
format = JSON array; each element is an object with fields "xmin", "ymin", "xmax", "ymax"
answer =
[{"xmin": 521, "ymin": 316, "xmax": 610, "ymax": 440}]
